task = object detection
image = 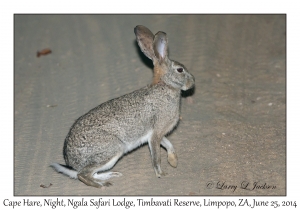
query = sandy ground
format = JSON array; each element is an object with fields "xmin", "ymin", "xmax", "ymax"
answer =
[{"xmin": 14, "ymin": 15, "xmax": 285, "ymax": 195}]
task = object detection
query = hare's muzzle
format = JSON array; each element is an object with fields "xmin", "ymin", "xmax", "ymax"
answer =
[{"xmin": 182, "ymin": 73, "xmax": 195, "ymax": 91}]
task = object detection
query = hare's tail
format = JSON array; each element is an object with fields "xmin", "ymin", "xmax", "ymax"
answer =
[{"xmin": 50, "ymin": 163, "xmax": 78, "ymax": 179}]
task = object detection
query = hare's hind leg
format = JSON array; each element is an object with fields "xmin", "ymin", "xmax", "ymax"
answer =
[
  {"xmin": 161, "ymin": 137, "xmax": 178, "ymax": 168},
  {"xmin": 78, "ymin": 152, "xmax": 123, "ymax": 188}
]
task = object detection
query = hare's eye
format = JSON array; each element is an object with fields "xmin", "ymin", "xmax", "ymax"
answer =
[{"xmin": 177, "ymin": 68, "xmax": 183, "ymax": 73}]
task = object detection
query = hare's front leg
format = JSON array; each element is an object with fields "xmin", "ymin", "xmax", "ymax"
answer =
[
  {"xmin": 161, "ymin": 137, "xmax": 178, "ymax": 168},
  {"xmin": 148, "ymin": 134, "xmax": 164, "ymax": 177}
]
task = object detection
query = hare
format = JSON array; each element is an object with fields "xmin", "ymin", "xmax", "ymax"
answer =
[{"xmin": 51, "ymin": 25, "xmax": 195, "ymax": 188}]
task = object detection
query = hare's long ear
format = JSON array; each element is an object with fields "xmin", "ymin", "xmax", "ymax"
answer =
[
  {"xmin": 153, "ymin": 31, "xmax": 168, "ymax": 63},
  {"xmin": 134, "ymin": 25, "xmax": 156, "ymax": 61}
]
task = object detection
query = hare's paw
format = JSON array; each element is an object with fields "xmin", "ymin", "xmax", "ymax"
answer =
[
  {"xmin": 154, "ymin": 166, "xmax": 166, "ymax": 178},
  {"xmin": 78, "ymin": 173, "xmax": 108, "ymax": 188},
  {"xmin": 161, "ymin": 137, "xmax": 177, "ymax": 168},
  {"xmin": 155, "ymin": 171, "xmax": 166, "ymax": 178},
  {"xmin": 94, "ymin": 171, "xmax": 122, "ymax": 180},
  {"xmin": 78, "ymin": 174, "xmax": 115, "ymax": 188},
  {"xmin": 101, "ymin": 181, "xmax": 113, "ymax": 187},
  {"xmin": 168, "ymin": 152, "xmax": 178, "ymax": 168},
  {"xmin": 92, "ymin": 180, "xmax": 113, "ymax": 188}
]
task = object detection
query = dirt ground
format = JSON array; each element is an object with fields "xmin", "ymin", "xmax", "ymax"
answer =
[{"xmin": 14, "ymin": 15, "xmax": 285, "ymax": 196}]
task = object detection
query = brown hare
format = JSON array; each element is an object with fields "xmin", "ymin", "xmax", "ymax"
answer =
[{"xmin": 51, "ymin": 25, "xmax": 195, "ymax": 188}]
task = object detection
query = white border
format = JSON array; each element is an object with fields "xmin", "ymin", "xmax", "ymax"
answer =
[{"xmin": 2, "ymin": 0, "xmax": 299, "ymax": 208}]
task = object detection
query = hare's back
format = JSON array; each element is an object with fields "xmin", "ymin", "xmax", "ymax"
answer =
[{"xmin": 67, "ymin": 86, "xmax": 153, "ymax": 137}]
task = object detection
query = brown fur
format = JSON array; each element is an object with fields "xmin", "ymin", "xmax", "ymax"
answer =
[
  {"xmin": 51, "ymin": 25, "xmax": 195, "ymax": 188},
  {"xmin": 152, "ymin": 64, "xmax": 164, "ymax": 85}
]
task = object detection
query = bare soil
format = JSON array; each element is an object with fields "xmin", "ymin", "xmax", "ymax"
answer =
[{"xmin": 14, "ymin": 15, "xmax": 285, "ymax": 195}]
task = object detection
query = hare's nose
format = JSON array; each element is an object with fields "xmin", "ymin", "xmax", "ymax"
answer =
[{"xmin": 188, "ymin": 74, "xmax": 195, "ymax": 88}]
